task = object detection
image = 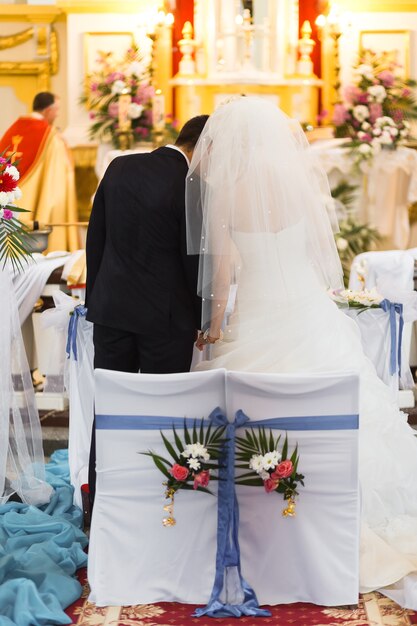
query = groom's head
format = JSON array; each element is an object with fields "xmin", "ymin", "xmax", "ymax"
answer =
[{"xmin": 175, "ymin": 114, "xmax": 209, "ymax": 162}]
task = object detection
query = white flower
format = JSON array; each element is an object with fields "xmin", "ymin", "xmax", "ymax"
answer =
[
  {"xmin": 181, "ymin": 442, "xmax": 209, "ymax": 460},
  {"xmin": 375, "ymin": 116, "xmax": 395, "ymax": 127},
  {"xmin": 355, "ymin": 64, "xmax": 374, "ymax": 80},
  {"xmin": 4, "ymin": 165, "xmax": 19, "ymax": 181},
  {"xmin": 367, "ymin": 85, "xmax": 386, "ymax": 103},
  {"xmin": 389, "ymin": 127, "xmax": 399, "ymax": 137},
  {"xmin": 111, "ymin": 79, "xmax": 127, "ymax": 95},
  {"xmin": 262, "ymin": 451, "xmax": 281, "ymax": 470},
  {"xmin": 249, "ymin": 454, "xmax": 264, "ymax": 474},
  {"xmin": 0, "ymin": 191, "xmax": 12, "ymax": 207},
  {"xmin": 128, "ymin": 102, "xmax": 144, "ymax": 119},
  {"xmin": 380, "ymin": 131, "xmax": 393, "ymax": 145},
  {"xmin": 13, "ymin": 187, "xmax": 22, "ymax": 200},
  {"xmin": 358, "ymin": 143, "xmax": 372, "ymax": 154},
  {"xmin": 260, "ymin": 470, "xmax": 270, "ymax": 480},
  {"xmin": 336, "ymin": 237, "xmax": 349, "ymax": 251},
  {"xmin": 126, "ymin": 60, "xmax": 146, "ymax": 77},
  {"xmin": 361, "ymin": 122, "xmax": 371, "ymax": 131},
  {"xmin": 372, "ymin": 127, "xmax": 382, "ymax": 136},
  {"xmin": 187, "ymin": 457, "xmax": 201, "ymax": 471},
  {"xmin": 353, "ymin": 105, "xmax": 370, "ymax": 123}
]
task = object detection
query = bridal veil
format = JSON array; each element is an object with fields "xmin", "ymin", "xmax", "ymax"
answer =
[
  {"xmin": 0, "ymin": 268, "xmax": 52, "ymax": 506},
  {"xmin": 185, "ymin": 96, "xmax": 343, "ymax": 331}
]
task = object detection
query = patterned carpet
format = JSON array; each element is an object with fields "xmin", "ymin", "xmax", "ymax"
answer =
[{"xmin": 66, "ymin": 570, "xmax": 417, "ymax": 626}]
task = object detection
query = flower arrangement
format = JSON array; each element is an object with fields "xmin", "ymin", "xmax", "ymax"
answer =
[
  {"xmin": 235, "ymin": 428, "xmax": 304, "ymax": 517},
  {"xmin": 332, "ymin": 49, "xmax": 417, "ymax": 167},
  {"xmin": 0, "ymin": 154, "xmax": 31, "ymax": 270},
  {"xmin": 142, "ymin": 420, "xmax": 226, "ymax": 526},
  {"xmin": 329, "ymin": 286, "xmax": 383, "ymax": 311},
  {"xmin": 82, "ymin": 45, "xmax": 178, "ymax": 148}
]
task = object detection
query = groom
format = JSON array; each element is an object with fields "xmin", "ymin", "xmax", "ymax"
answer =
[
  {"xmin": 85, "ymin": 114, "xmax": 208, "ymax": 374},
  {"xmin": 85, "ymin": 114, "xmax": 208, "ymax": 505}
]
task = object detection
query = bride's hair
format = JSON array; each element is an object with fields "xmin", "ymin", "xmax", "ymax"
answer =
[{"xmin": 186, "ymin": 96, "xmax": 343, "ymax": 331}]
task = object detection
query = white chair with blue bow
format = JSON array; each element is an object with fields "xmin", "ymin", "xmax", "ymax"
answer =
[
  {"xmin": 348, "ymin": 250, "xmax": 417, "ymax": 403},
  {"xmin": 222, "ymin": 370, "xmax": 361, "ymax": 607},
  {"xmin": 88, "ymin": 367, "xmax": 226, "ymax": 607}
]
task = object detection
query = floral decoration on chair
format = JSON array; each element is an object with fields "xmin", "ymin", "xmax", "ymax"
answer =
[
  {"xmin": 0, "ymin": 153, "xmax": 32, "ymax": 271},
  {"xmin": 142, "ymin": 420, "xmax": 226, "ymax": 526},
  {"xmin": 332, "ymin": 50, "xmax": 417, "ymax": 167},
  {"xmin": 235, "ymin": 428, "xmax": 304, "ymax": 517}
]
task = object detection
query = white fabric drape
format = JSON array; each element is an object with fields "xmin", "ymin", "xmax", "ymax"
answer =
[{"xmin": 0, "ymin": 269, "xmax": 52, "ymax": 506}]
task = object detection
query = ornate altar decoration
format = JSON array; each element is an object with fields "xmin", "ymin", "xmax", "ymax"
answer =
[{"xmin": 171, "ymin": 0, "xmax": 322, "ymax": 127}]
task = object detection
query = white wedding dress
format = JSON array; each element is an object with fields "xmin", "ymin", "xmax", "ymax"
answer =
[{"xmin": 196, "ymin": 221, "xmax": 417, "ymax": 605}]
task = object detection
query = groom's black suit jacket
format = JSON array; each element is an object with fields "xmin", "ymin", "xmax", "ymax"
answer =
[{"xmin": 85, "ymin": 147, "xmax": 201, "ymax": 339}]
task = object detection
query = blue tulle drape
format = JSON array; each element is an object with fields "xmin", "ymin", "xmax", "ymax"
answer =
[{"xmin": 0, "ymin": 450, "xmax": 88, "ymax": 626}]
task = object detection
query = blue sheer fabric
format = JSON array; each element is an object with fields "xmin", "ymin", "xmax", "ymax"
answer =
[{"xmin": 0, "ymin": 450, "xmax": 88, "ymax": 626}]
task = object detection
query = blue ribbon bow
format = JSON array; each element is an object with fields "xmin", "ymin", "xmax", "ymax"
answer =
[
  {"xmin": 194, "ymin": 408, "xmax": 271, "ymax": 618},
  {"xmin": 66, "ymin": 304, "xmax": 87, "ymax": 361},
  {"xmin": 380, "ymin": 299, "xmax": 404, "ymax": 377}
]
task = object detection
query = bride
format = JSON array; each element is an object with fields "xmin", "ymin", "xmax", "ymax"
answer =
[{"xmin": 185, "ymin": 96, "xmax": 417, "ymax": 608}]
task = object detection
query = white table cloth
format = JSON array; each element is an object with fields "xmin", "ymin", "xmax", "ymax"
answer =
[{"xmin": 310, "ymin": 140, "xmax": 417, "ymax": 249}]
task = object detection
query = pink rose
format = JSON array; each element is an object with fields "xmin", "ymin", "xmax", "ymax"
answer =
[
  {"xmin": 343, "ymin": 85, "xmax": 361, "ymax": 104},
  {"xmin": 193, "ymin": 469, "xmax": 210, "ymax": 490},
  {"xmin": 108, "ymin": 102, "xmax": 119, "ymax": 118},
  {"xmin": 377, "ymin": 70, "xmax": 395, "ymax": 87},
  {"xmin": 2, "ymin": 209, "xmax": 13, "ymax": 220},
  {"xmin": 264, "ymin": 477, "xmax": 279, "ymax": 493},
  {"xmin": 358, "ymin": 93, "xmax": 369, "ymax": 104},
  {"xmin": 332, "ymin": 103, "xmax": 349, "ymax": 126},
  {"xmin": 272, "ymin": 460, "xmax": 294, "ymax": 479},
  {"xmin": 169, "ymin": 463, "xmax": 189, "ymax": 481},
  {"xmin": 369, "ymin": 102, "xmax": 382, "ymax": 123}
]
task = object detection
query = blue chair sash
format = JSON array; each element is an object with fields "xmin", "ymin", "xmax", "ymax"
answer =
[
  {"xmin": 380, "ymin": 299, "xmax": 404, "ymax": 377},
  {"xmin": 66, "ymin": 304, "xmax": 87, "ymax": 361}
]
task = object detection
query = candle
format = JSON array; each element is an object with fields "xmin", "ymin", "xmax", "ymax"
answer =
[
  {"xmin": 118, "ymin": 90, "xmax": 131, "ymax": 131},
  {"xmin": 152, "ymin": 89, "xmax": 165, "ymax": 132}
]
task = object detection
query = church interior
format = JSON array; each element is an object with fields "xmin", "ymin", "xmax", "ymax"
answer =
[{"xmin": 2, "ymin": 1, "xmax": 417, "ymax": 625}]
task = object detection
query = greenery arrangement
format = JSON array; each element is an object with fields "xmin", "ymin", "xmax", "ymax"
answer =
[
  {"xmin": 0, "ymin": 153, "xmax": 32, "ymax": 271},
  {"xmin": 142, "ymin": 420, "xmax": 226, "ymax": 526},
  {"xmin": 235, "ymin": 427, "xmax": 304, "ymax": 517}
]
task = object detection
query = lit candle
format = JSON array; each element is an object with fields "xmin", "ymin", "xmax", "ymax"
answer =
[
  {"xmin": 152, "ymin": 89, "xmax": 165, "ymax": 132},
  {"xmin": 118, "ymin": 90, "xmax": 131, "ymax": 131}
]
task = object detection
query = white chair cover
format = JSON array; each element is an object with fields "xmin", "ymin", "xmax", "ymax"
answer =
[
  {"xmin": 226, "ymin": 370, "xmax": 360, "ymax": 606},
  {"xmin": 88, "ymin": 367, "xmax": 227, "ymax": 607},
  {"xmin": 348, "ymin": 250, "xmax": 416, "ymax": 389},
  {"xmin": 67, "ymin": 314, "xmax": 94, "ymax": 507},
  {"xmin": 348, "ymin": 250, "xmax": 414, "ymax": 292}
]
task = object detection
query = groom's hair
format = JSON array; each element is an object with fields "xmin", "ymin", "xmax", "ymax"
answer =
[{"xmin": 175, "ymin": 114, "xmax": 209, "ymax": 150}]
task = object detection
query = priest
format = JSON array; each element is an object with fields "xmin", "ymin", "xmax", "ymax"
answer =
[{"xmin": 0, "ymin": 92, "xmax": 79, "ymax": 251}]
